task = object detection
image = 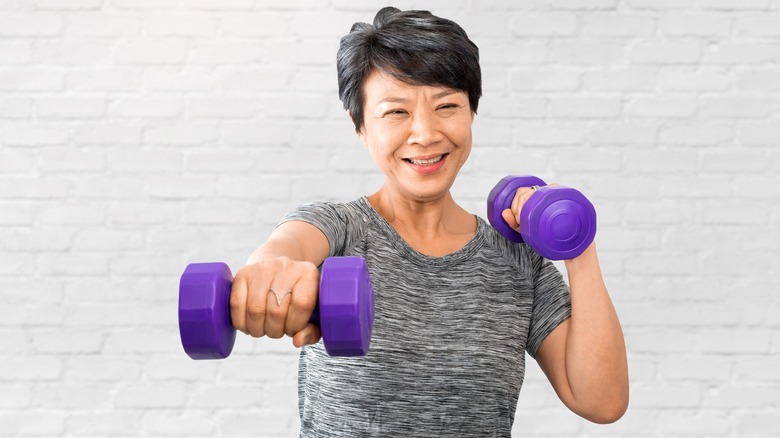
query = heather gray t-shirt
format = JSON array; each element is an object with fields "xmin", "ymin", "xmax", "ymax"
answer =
[{"xmin": 281, "ymin": 197, "xmax": 571, "ymax": 437}]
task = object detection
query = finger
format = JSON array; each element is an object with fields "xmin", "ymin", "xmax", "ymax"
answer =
[
  {"xmin": 230, "ymin": 271, "xmax": 249, "ymax": 334},
  {"xmin": 292, "ymin": 323, "xmax": 322, "ymax": 348},
  {"xmin": 285, "ymin": 264, "xmax": 319, "ymax": 336},
  {"xmin": 501, "ymin": 208, "xmax": 519, "ymax": 231},
  {"xmin": 245, "ymin": 270, "xmax": 271, "ymax": 338},
  {"xmin": 264, "ymin": 279, "xmax": 293, "ymax": 339}
]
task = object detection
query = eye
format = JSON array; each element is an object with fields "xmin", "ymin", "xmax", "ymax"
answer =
[
  {"xmin": 437, "ymin": 103, "xmax": 459, "ymax": 111},
  {"xmin": 383, "ymin": 109, "xmax": 408, "ymax": 117}
]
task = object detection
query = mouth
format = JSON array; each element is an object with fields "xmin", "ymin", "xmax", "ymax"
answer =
[{"xmin": 402, "ymin": 153, "xmax": 449, "ymax": 166}]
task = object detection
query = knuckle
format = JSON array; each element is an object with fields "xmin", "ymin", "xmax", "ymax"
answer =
[
  {"xmin": 267, "ymin": 304, "xmax": 287, "ymax": 320},
  {"xmin": 247, "ymin": 304, "xmax": 265, "ymax": 320}
]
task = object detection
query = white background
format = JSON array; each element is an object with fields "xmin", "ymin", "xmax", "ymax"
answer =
[{"xmin": 1, "ymin": 0, "xmax": 779, "ymax": 436}]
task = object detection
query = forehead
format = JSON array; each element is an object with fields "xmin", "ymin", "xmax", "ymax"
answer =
[{"xmin": 362, "ymin": 69, "xmax": 465, "ymax": 102}]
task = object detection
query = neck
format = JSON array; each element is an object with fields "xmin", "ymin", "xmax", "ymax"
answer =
[{"xmin": 367, "ymin": 185, "xmax": 475, "ymax": 248}]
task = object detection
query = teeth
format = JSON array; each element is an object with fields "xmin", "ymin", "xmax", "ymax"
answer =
[{"xmin": 409, "ymin": 155, "xmax": 444, "ymax": 166}]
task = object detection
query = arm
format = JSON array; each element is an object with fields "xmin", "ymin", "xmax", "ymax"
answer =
[
  {"xmin": 230, "ymin": 220, "xmax": 331, "ymax": 347},
  {"xmin": 534, "ymin": 242, "xmax": 629, "ymax": 423}
]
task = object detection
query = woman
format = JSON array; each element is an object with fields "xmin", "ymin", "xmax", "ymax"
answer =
[{"xmin": 229, "ymin": 7, "xmax": 628, "ymax": 436}]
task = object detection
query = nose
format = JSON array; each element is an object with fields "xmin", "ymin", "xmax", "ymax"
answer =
[{"xmin": 407, "ymin": 111, "xmax": 444, "ymax": 147}]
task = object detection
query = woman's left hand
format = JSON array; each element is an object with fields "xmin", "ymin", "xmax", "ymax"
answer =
[{"xmin": 500, "ymin": 183, "xmax": 558, "ymax": 232}]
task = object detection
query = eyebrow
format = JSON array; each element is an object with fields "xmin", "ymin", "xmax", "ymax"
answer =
[{"xmin": 376, "ymin": 88, "xmax": 462, "ymax": 105}]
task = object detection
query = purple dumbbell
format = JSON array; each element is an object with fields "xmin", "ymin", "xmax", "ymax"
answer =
[
  {"xmin": 487, "ymin": 175, "xmax": 597, "ymax": 260},
  {"xmin": 178, "ymin": 256, "xmax": 375, "ymax": 359}
]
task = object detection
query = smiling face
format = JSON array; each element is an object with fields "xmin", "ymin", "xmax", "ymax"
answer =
[{"xmin": 357, "ymin": 69, "xmax": 475, "ymax": 203}]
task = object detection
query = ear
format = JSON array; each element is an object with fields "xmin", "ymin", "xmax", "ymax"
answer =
[{"xmin": 350, "ymin": 111, "xmax": 368, "ymax": 146}]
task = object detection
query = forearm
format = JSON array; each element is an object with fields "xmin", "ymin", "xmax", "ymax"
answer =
[{"xmin": 562, "ymin": 243, "xmax": 629, "ymax": 421}]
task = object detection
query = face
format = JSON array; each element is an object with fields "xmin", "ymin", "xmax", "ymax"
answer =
[{"xmin": 357, "ymin": 69, "xmax": 475, "ymax": 203}]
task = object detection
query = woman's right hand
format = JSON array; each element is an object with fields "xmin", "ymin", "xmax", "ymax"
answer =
[{"xmin": 229, "ymin": 256, "xmax": 322, "ymax": 348}]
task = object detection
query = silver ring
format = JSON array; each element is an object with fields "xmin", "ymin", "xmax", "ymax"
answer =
[
  {"xmin": 268, "ymin": 288, "xmax": 291, "ymax": 306},
  {"xmin": 530, "ymin": 185, "xmax": 540, "ymax": 191}
]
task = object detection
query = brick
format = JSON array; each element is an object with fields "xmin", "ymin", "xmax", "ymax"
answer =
[
  {"xmin": 0, "ymin": 384, "xmax": 31, "ymax": 408},
  {"xmin": 623, "ymin": 150, "xmax": 698, "ymax": 174},
  {"xmin": 111, "ymin": 97, "xmax": 182, "ymax": 118},
  {"xmin": 66, "ymin": 412, "xmax": 143, "ymax": 436},
  {"xmin": 145, "ymin": 68, "xmax": 215, "ymax": 91},
  {"xmin": 554, "ymin": 148, "xmax": 621, "ymax": 172},
  {"xmin": 67, "ymin": 67, "xmax": 144, "ymax": 91},
  {"xmin": 739, "ymin": 121, "xmax": 780, "ymax": 146},
  {"xmin": 189, "ymin": 42, "xmax": 265, "ymax": 64},
  {"xmin": 659, "ymin": 68, "xmax": 730, "ymax": 92},
  {"xmin": 478, "ymin": 97, "xmax": 547, "ymax": 119},
  {"xmin": 659, "ymin": 411, "xmax": 731, "ymax": 436},
  {"xmin": 37, "ymin": 149, "xmax": 105, "ymax": 173},
  {"xmin": 32, "ymin": 39, "xmax": 112, "ymax": 65},
  {"xmin": 582, "ymin": 14, "xmax": 656, "ymax": 36},
  {"xmin": 702, "ymin": 385, "xmax": 778, "ymax": 409},
  {"xmin": 220, "ymin": 176, "xmax": 293, "ymax": 200},
  {"xmin": 632, "ymin": 383, "xmax": 703, "ymax": 408},
  {"xmin": 510, "ymin": 69, "xmax": 580, "ymax": 91},
  {"xmin": 0, "ymin": 150, "xmax": 33, "ymax": 172},
  {"xmin": 626, "ymin": 0, "xmax": 694, "ymax": 8},
  {"xmin": 0, "ymin": 201, "xmax": 36, "ymax": 225},
  {"xmin": 221, "ymin": 13, "xmax": 289, "ymax": 36},
  {"xmin": 107, "ymin": 150, "xmax": 182, "ymax": 173},
  {"xmin": 66, "ymin": 12, "xmax": 141, "ymax": 36},
  {"xmin": 0, "ymin": 13, "xmax": 61, "ymax": 36},
  {"xmin": 659, "ymin": 355, "xmax": 733, "ymax": 381},
  {"xmin": 143, "ymin": 412, "xmax": 216, "ymax": 436},
  {"xmin": 26, "ymin": 0, "xmax": 103, "ymax": 9},
  {"xmin": 147, "ymin": 177, "xmax": 215, "ymax": 199},
  {"xmin": 548, "ymin": 39, "xmax": 626, "ymax": 65},
  {"xmin": 699, "ymin": 0, "xmax": 771, "ymax": 9},
  {"xmin": 65, "ymin": 356, "xmax": 142, "ymax": 381},
  {"xmin": 660, "ymin": 14, "xmax": 732, "ymax": 37},
  {"xmin": 38, "ymin": 203, "xmax": 105, "ymax": 225},
  {"xmin": 1, "ymin": 228, "xmax": 71, "ymax": 252},
  {"xmin": 550, "ymin": 97, "xmax": 621, "ymax": 118},
  {"xmin": 630, "ymin": 41, "xmax": 702, "ymax": 64},
  {"xmin": 73, "ymin": 229, "xmax": 145, "ymax": 251},
  {"xmin": 582, "ymin": 67, "xmax": 657, "ymax": 92},
  {"xmin": 30, "ymin": 383, "xmax": 110, "ymax": 409},
  {"xmin": 735, "ymin": 413, "xmax": 780, "ymax": 437},
  {"xmin": 0, "ymin": 177, "xmax": 70, "ymax": 199},
  {"xmin": 147, "ymin": 13, "xmax": 216, "ymax": 36},
  {"xmin": 625, "ymin": 200, "xmax": 694, "ymax": 225},
  {"xmin": 698, "ymin": 329, "xmax": 772, "ymax": 354},
  {"xmin": 265, "ymin": 40, "xmax": 337, "ymax": 65},
  {"xmin": 1, "ymin": 122, "xmax": 70, "ymax": 146},
  {"xmin": 480, "ymin": 42, "xmax": 547, "ymax": 66},
  {"xmin": 660, "ymin": 123, "xmax": 734, "ymax": 146},
  {"xmin": 39, "ymin": 253, "xmax": 110, "ymax": 276},
  {"xmin": 736, "ymin": 16, "xmax": 780, "ymax": 36},
  {"xmin": 0, "ymin": 413, "xmax": 65, "ymax": 436},
  {"xmin": 0, "ymin": 357, "xmax": 61, "ymax": 380},
  {"xmin": 627, "ymin": 328, "xmax": 696, "ymax": 353},
  {"xmin": 186, "ymin": 97, "xmax": 259, "ymax": 119},
  {"xmin": 218, "ymin": 411, "xmax": 293, "ymax": 437},
  {"xmin": 115, "ymin": 383, "xmax": 186, "ymax": 408},
  {"xmin": 704, "ymin": 43, "xmax": 779, "ymax": 65},
  {"xmin": 36, "ymin": 96, "xmax": 106, "ymax": 119},
  {"xmin": 73, "ymin": 122, "xmax": 142, "ymax": 146},
  {"xmin": 0, "ymin": 69, "xmax": 64, "ymax": 91},
  {"xmin": 510, "ymin": 13, "xmax": 577, "ymax": 36},
  {"xmin": 735, "ymin": 356, "xmax": 780, "ymax": 381},
  {"xmin": 114, "ymin": 39, "xmax": 187, "ymax": 64},
  {"xmin": 701, "ymin": 200, "xmax": 770, "ymax": 225},
  {"xmin": 703, "ymin": 97, "xmax": 773, "ymax": 119},
  {"xmin": 144, "ymin": 123, "xmax": 219, "ymax": 146},
  {"xmin": 700, "ymin": 149, "xmax": 773, "ymax": 173},
  {"xmin": 0, "ymin": 40, "xmax": 31, "ymax": 64},
  {"xmin": 513, "ymin": 123, "xmax": 586, "ymax": 146},
  {"xmin": 735, "ymin": 69, "xmax": 780, "ymax": 92},
  {"xmin": 625, "ymin": 97, "xmax": 698, "ymax": 118},
  {"xmin": 588, "ymin": 122, "xmax": 658, "ymax": 146}
]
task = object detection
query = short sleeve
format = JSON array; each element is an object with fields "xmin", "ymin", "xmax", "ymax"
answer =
[
  {"xmin": 278, "ymin": 202, "xmax": 349, "ymax": 258},
  {"xmin": 525, "ymin": 252, "xmax": 571, "ymax": 358}
]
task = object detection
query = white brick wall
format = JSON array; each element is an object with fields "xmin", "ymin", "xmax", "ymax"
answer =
[{"xmin": 1, "ymin": 0, "xmax": 778, "ymax": 436}]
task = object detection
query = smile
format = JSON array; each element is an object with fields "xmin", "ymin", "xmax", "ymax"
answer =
[{"xmin": 403, "ymin": 154, "xmax": 448, "ymax": 166}]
